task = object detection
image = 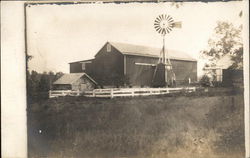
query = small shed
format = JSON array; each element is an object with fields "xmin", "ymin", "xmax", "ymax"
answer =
[
  {"xmin": 204, "ymin": 55, "xmax": 234, "ymax": 82},
  {"xmin": 204, "ymin": 55, "xmax": 243, "ymax": 87},
  {"xmin": 52, "ymin": 73, "xmax": 97, "ymax": 91}
]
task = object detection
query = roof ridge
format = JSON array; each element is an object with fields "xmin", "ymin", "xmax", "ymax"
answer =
[
  {"xmin": 109, "ymin": 41, "xmax": 191, "ymax": 52},
  {"xmin": 53, "ymin": 73, "xmax": 85, "ymax": 85},
  {"xmin": 109, "ymin": 41, "xmax": 161, "ymax": 50},
  {"xmin": 69, "ymin": 59, "xmax": 94, "ymax": 64},
  {"xmin": 108, "ymin": 41, "xmax": 196, "ymax": 61}
]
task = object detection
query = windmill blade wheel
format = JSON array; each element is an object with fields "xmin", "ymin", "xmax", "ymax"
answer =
[{"xmin": 154, "ymin": 14, "xmax": 175, "ymax": 35}]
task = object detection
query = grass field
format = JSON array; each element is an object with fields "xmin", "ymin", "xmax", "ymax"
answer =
[{"xmin": 28, "ymin": 91, "xmax": 245, "ymax": 158}]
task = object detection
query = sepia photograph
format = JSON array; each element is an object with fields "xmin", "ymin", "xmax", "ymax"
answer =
[{"xmin": 1, "ymin": 0, "xmax": 249, "ymax": 158}]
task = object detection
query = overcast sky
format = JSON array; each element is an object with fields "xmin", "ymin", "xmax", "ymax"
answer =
[{"xmin": 27, "ymin": 1, "xmax": 243, "ymax": 76}]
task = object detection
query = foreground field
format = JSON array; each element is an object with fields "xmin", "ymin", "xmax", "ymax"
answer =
[{"xmin": 28, "ymin": 93, "xmax": 245, "ymax": 158}]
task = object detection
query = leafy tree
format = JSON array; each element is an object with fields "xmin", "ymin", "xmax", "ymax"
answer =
[
  {"xmin": 229, "ymin": 47, "xmax": 243, "ymax": 69},
  {"xmin": 201, "ymin": 21, "xmax": 243, "ymax": 70},
  {"xmin": 55, "ymin": 72, "xmax": 64, "ymax": 80},
  {"xmin": 26, "ymin": 54, "xmax": 33, "ymax": 62},
  {"xmin": 26, "ymin": 54, "xmax": 65, "ymax": 100},
  {"xmin": 38, "ymin": 72, "xmax": 50, "ymax": 92},
  {"xmin": 170, "ymin": 2, "xmax": 183, "ymax": 8},
  {"xmin": 27, "ymin": 70, "xmax": 64, "ymax": 101}
]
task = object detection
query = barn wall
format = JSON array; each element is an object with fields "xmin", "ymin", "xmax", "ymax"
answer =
[
  {"xmin": 171, "ymin": 60, "xmax": 197, "ymax": 84},
  {"xmin": 82, "ymin": 77, "xmax": 96, "ymax": 90},
  {"xmin": 72, "ymin": 79, "xmax": 81, "ymax": 91},
  {"xmin": 222, "ymin": 69, "xmax": 243, "ymax": 87},
  {"xmin": 125, "ymin": 55, "xmax": 197, "ymax": 86},
  {"xmin": 69, "ymin": 62, "xmax": 92, "ymax": 73},
  {"xmin": 52, "ymin": 84, "xmax": 72, "ymax": 90},
  {"xmin": 70, "ymin": 62, "xmax": 82, "ymax": 73},
  {"xmin": 72, "ymin": 76, "xmax": 96, "ymax": 91},
  {"xmin": 125, "ymin": 55, "xmax": 158, "ymax": 87},
  {"xmin": 90, "ymin": 43, "xmax": 124, "ymax": 86}
]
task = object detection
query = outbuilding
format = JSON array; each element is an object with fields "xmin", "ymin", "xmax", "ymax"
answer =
[
  {"xmin": 204, "ymin": 55, "xmax": 243, "ymax": 87},
  {"xmin": 52, "ymin": 73, "xmax": 97, "ymax": 91}
]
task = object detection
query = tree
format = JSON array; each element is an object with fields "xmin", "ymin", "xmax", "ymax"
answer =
[
  {"xmin": 201, "ymin": 21, "xmax": 243, "ymax": 70},
  {"xmin": 55, "ymin": 72, "xmax": 64, "ymax": 80},
  {"xmin": 38, "ymin": 72, "xmax": 50, "ymax": 92},
  {"xmin": 26, "ymin": 54, "xmax": 33, "ymax": 62}
]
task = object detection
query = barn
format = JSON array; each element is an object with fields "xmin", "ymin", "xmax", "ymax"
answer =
[
  {"xmin": 69, "ymin": 41, "xmax": 197, "ymax": 87},
  {"xmin": 52, "ymin": 73, "xmax": 97, "ymax": 91}
]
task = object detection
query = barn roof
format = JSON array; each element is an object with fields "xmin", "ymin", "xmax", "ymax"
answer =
[
  {"xmin": 109, "ymin": 41, "xmax": 197, "ymax": 61},
  {"xmin": 53, "ymin": 73, "xmax": 97, "ymax": 85},
  {"xmin": 69, "ymin": 59, "xmax": 93, "ymax": 64}
]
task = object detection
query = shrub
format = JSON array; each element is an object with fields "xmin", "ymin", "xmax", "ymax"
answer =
[
  {"xmin": 212, "ymin": 81, "xmax": 222, "ymax": 87},
  {"xmin": 199, "ymin": 75, "xmax": 211, "ymax": 87}
]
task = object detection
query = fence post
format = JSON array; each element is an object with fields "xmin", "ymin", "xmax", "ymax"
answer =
[
  {"xmin": 110, "ymin": 89, "xmax": 113, "ymax": 98},
  {"xmin": 132, "ymin": 90, "xmax": 134, "ymax": 97},
  {"xmin": 49, "ymin": 90, "xmax": 51, "ymax": 98},
  {"xmin": 149, "ymin": 88, "xmax": 152, "ymax": 95}
]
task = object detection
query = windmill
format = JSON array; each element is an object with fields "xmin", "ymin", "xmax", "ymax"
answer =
[
  {"xmin": 135, "ymin": 14, "xmax": 181, "ymax": 87},
  {"xmin": 152, "ymin": 14, "xmax": 182, "ymax": 87}
]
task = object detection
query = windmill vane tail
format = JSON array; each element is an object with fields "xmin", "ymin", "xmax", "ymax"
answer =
[{"xmin": 173, "ymin": 21, "xmax": 182, "ymax": 28}]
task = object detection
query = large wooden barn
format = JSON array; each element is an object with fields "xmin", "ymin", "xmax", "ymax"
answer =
[{"xmin": 69, "ymin": 41, "xmax": 197, "ymax": 87}]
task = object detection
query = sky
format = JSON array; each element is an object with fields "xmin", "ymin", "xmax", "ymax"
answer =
[{"xmin": 26, "ymin": 1, "xmax": 244, "ymax": 76}]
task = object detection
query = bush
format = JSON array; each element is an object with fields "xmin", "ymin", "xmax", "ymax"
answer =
[
  {"xmin": 199, "ymin": 75, "xmax": 211, "ymax": 87},
  {"xmin": 212, "ymin": 81, "xmax": 222, "ymax": 87}
]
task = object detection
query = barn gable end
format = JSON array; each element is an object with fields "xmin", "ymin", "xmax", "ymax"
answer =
[{"xmin": 89, "ymin": 42, "xmax": 125, "ymax": 86}]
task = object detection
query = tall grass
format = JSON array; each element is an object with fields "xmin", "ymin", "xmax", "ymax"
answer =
[{"xmin": 28, "ymin": 94, "xmax": 244, "ymax": 158}]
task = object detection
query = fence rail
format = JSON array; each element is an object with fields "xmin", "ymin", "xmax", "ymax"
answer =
[
  {"xmin": 49, "ymin": 90, "xmax": 81, "ymax": 98},
  {"xmin": 49, "ymin": 87, "xmax": 196, "ymax": 98},
  {"xmin": 84, "ymin": 87, "xmax": 196, "ymax": 98}
]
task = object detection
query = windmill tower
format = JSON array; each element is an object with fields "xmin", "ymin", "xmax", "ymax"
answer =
[{"xmin": 153, "ymin": 14, "xmax": 182, "ymax": 87}]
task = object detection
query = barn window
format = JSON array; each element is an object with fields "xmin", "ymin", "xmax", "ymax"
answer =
[
  {"xmin": 82, "ymin": 63, "xmax": 86, "ymax": 71},
  {"xmin": 107, "ymin": 44, "xmax": 111, "ymax": 52}
]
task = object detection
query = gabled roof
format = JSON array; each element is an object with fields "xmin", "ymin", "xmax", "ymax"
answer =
[
  {"xmin": 53, "ymin": 73, "xmax": 97, "ymax": 85},
  {"xmin": 109, "ymin": 41, "xmax": 197, "ymax": 61},
  {"xmin": 69, "ymin": 59, "xmax": 93, "ymax": 64},
  {"xmin": 204, "ymin": 54, "xmax": 242, "ymax": 70},
  {"xmin": 215, "ymin": 55, "xmax": 234, "ymax": 69}
]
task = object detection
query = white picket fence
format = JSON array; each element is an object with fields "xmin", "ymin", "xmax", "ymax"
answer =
[
  {"xmin": 84, "ymin": 87, "xmax": 196, "ymax": 98},
  {"xmin": 49, "ymin": 90, "xmax": 81, "ymax": 98}
]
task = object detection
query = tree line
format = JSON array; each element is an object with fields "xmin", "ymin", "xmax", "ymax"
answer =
[{"xmin": 27, "ymin": 70, "xmax": 64, "ymax": 100}]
